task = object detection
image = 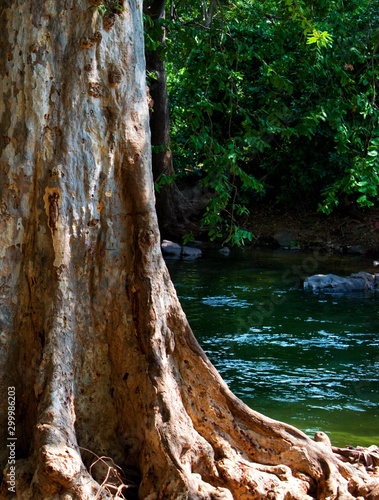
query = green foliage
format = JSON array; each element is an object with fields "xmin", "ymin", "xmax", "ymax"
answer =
[
  {"xmin": 96, "ymin": 0, "xmax": 124, "ymax": 16},
  {"xmin": 154, "ymin": 172, "xmax": 176, "ymax": 193},
  {"xmin": 306, "ymin": 30, "xmax": 333, "ymax": 48},
  {"xmin": 159, "ymin": 0, "xmax": 379, "ymax": 242},
  {"xmin": 182, "ymin": 232, "xmax": 195, "ymax": 245},
  {"xmin": 144, "ymin": 15, "xmax": 168, "ymax": 53}
]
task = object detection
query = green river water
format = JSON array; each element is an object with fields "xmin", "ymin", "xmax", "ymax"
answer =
[{"xmin": 166, "ymin": 248, "xmax": 379, "ymax": 448}]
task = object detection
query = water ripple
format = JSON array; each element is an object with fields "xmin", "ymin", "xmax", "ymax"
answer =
[{"xmin": 167, "ymin": 252, "xmax": 379, "ymax": 446}]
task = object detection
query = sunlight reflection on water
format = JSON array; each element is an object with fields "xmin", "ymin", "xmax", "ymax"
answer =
[{"xmin": 167, "ymin": 249, "xmax": 379, "ymax": 446}]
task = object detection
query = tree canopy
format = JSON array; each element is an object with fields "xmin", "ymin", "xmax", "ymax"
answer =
[{"xmin": 150, "ymin": 0, "xmax": 379, "ymax": 244}]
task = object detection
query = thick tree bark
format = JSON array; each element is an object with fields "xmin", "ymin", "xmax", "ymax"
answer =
[{"xmin": 0, "ymin": 1, "xmax": 378, "ymax": 499}]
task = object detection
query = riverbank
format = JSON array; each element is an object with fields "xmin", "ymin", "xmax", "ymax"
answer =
[{"xmin": 249, "ymin": 204, "xmax": 379, "ymax": 257}]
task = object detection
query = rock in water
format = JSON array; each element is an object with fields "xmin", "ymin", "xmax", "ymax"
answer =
[
  {"xmin": 161, "ymin": 240, "xmax": 182, "ymax": 258},
  {"xmin": 182, "ymin": 246, "xmax": 202, "ymax": 259},
  {"xmin": 161, "ymin": 240, "xmax": 202, "ymax": 260},
  {"xmin": 304, "ymin": 272, "xmax": 378, "ymax": 294}
]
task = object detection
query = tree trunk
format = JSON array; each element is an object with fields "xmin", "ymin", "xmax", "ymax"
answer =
[
  {"xmin": 144, "ymin": 0, "xmax": 198, "ymax": 241},
  {"xmin": 0, "ymin": 1, "xmax": 377, "ymax": 499}
]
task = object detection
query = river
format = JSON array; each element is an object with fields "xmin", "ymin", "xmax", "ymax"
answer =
[{"xmin": 166, "ymin": 248, "xmax": 379, "ymax": 448}]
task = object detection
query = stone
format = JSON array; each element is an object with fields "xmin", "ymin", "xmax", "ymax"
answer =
[
  {"xmin": 161, "ymin": 240, "xmax": 202, "ymax": 259},
  {"xmin": 218, "ymin": 247, "xmax": 230, "ymax": 256},
  {"xmin": 304, "ymin": 272, "xmax": 378, "ymax": 294},
  {"xmin": 182, "ymin": 246, "xmax": 202, "ymax": 259},
  {"xmin": 161, "ymin": 240, "xmax": 182, "ymax": 258}
]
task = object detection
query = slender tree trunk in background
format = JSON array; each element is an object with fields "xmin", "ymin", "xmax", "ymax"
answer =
[
  {"xmin": 144, "ymin": 0, "xmax": 196, "ymax": 241},
  {"xmin": 0, "ymin": 1, "xmax": 378, "ymax": 498},
  {"xmin": 202, "ymin": 0, "xmax": 216, "ymax": 27}
]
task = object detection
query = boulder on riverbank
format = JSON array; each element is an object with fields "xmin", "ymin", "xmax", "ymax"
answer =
[
  {"xmin": 304, "ymin": 272, "xmax": 378, "ymax": 294},
  {"xmin": 161, "ymin": 240, "xmax": 202, "ymax": 260}
]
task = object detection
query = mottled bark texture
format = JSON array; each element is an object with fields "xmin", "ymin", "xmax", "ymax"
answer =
[{"xmin": 0, "ymin": 1, "xmax": 378, "ymax": 499}]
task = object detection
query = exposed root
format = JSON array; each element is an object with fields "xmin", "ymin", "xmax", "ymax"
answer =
[
  {"xmin": 332, "ymin": 445, "xmax": 379, "ymax": 471},
  {"xmin": 79, "ymin": 447, "xmax": 139, "ymax": 500}
]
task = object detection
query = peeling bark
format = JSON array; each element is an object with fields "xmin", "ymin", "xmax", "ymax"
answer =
[{"xmin": 0, "ymin": 1, "xmax": 378, "ymax": 499}]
